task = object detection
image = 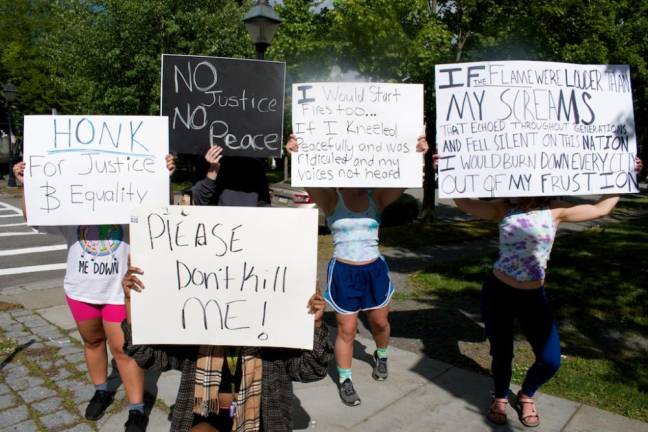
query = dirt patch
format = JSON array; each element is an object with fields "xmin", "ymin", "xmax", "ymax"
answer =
[{"xmin": 0, "ymin": 302, "xmax": 23, "ymax": 312}]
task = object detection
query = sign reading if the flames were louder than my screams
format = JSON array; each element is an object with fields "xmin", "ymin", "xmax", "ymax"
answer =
[{"xmin": 435, "ymin": 61, "xmax": 638, "ymax": 198}]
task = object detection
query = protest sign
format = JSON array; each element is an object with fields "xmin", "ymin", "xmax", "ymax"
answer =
[
  {"xmin": 291, "ymin": 82, "xmax": 424, "ymax": 187},
  {"xmin": 129, "ymin": 205, "xmax": 318, "ymax": 349},
  {"xmin": 23, "ymin": 115, "xmax": 170, "ymax": 226},
  {"xmin": 161, "ymin": 54, "xmax": 285, "ymax": 157},
  {"xmin": 435, "ymin": 61, "xmax": 638, "ymax": 198}
]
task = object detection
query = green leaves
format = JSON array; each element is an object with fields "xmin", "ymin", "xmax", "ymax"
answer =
[{"xmin": 1, "ymin": 0, "xmax": 646, "ymax": 161}]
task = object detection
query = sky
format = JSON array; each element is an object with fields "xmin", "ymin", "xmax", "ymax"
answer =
[{"xmin": 269, "ymin": 0, "xmax": 335, "ymax": 11}]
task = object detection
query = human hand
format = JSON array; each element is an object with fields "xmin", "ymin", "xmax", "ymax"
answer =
[
  {"xmin": 165, "ymin": 154, "xmax": 176, "ymax": 176},
  {"xmin": 13, "ymin": 161, "xmax": 25, "ymax": 185},
  {"xmin": 635, "ymin": 157, "xmax": 643, "ymax": 173},
  {"xmin": 432, "ymin": 153, "xmax": 439, "ymax": 170},
  {"xmin": 308, "ymin": 283, "xmax": 326, "ymax": 328},
  {"xmin": 122, "ymin": 265, "xmax": 145, "ymax": 299},
  {"xmin": 205, "ymin": 146, "xmax": 223, "ymax": 172},
  {"xmin": 416, "ymin": 135, "xmax": 428, "ymax": 153},
  {"xmin": 285, "ymin": 134, "xmax": 299, "ymax": 153}
]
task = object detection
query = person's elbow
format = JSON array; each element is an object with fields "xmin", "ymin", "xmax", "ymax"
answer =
[{"xmin": 596, "ymin": 206, "xmax": 614, "ymax": 218}]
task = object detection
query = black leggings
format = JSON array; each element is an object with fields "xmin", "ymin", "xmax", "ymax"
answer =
[{"xmin": 480, "ymin": 274, "xmax": 561, "ymax": 398}]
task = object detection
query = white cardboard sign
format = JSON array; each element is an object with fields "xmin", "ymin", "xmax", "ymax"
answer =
[
  {"xmin": 129, "ymin": 205, "xmax": 318, "ymax": 349},
  {"xmin": 435, "ymin": 61, "xmax": 638, "ymax": 198},
  {"xmin": 291, "ymin": 82, "xmax": 424, "ymax": 188},
  {"xmin": 23, "ymin": 115, "xmax": 170, "ymax": 225}
]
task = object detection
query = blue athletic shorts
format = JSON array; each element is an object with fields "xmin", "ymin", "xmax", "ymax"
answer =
[{"xmin": 325, "ymin": 257, "xmax": 394, "ymax": 314}]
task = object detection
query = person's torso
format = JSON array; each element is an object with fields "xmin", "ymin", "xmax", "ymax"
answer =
[
  {"xmin": 60, "ymin": 224, "xmax": 130, "ymax": 304},
  {"xmin": 327, "ymin": 191, "xmax": 380, "ymax": 262},
  {"xmin": 494, "ymin": 207, "xmax": 556, "ymax": 282}
]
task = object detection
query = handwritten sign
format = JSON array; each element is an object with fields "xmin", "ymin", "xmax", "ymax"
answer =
[
  {"xmin": 129, "ymin": 205, "xmax": 318, "ymax": 349},
  {"xmin": 291, "ymin": 82, "xmax": 424, "ymax": 187},
  {"xmin": 161, "ymin": 54, "xmax": 285, "ymax": 157},
  {"xmin": 23, "ymin": 115, "xmax": 170, "ymax": 225},
  {"xmin": 435, "ymin": 61, "xmax": 638, "ymax": 198}
]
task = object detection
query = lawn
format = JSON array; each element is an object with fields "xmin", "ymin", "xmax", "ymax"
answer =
[{"xmin": 409, "ymin": 214, "xmax": 648, "ymax": 421}]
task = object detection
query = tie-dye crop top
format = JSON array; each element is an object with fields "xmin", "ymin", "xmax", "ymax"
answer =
[
  {"xmin": 493, "ymin": 206, "xmax": 557, "ymax": 282},
  {"xmin": 327, "ymin": 191, "xmax": 380, "ymax": 262}
]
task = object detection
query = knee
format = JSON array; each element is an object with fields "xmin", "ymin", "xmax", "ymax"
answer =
[
  {"xmin": 337, "ymin": 324, "xmax": 357, "ymax": 343},
  {"xmin": 540, "ymin": 352, "xmax": 561, "ymax": 374},
  {"xmin": 82, "ymin": 335, "xmax": 105, "ymax": 349},
  {"xmin": 110, "ymin": 342, "xmax": 126, "ymax": 358},
  {"xmin": 370, "ymin": 318, "xmax": 389, "ymax": 334}
]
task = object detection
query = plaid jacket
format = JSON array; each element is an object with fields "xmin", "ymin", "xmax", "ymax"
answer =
[{"xmin": 122, "ymin": 321, "xmax": 332, "ymax": 432}]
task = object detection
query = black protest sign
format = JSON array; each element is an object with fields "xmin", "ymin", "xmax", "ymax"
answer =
[{"xmin": 161, "ymin": 54, "xmax": 285, "ymax": 157}]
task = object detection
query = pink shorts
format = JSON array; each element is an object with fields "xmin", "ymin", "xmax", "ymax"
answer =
[{"xmin": 65, "ymin": 296, "xmax": 126, "ymax": 323}]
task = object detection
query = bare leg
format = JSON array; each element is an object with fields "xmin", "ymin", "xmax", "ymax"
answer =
[
  {"xmin": 191, "ymin": 422, "xmax": 219, "ymax": 431},
  {"xmin": 76, "ymin": 318, "xmax": 108, "ymax": 385},
  {"xmin": 366, "ymin": 306, "xmax": 390, "ymax": 349},
  {"xmin": 103, "ymin": 321, "xmax": 143, "ymax": 404},
  {"xmin": 335, "ymin": 313, "xmax": 358, "ymax": 369}
]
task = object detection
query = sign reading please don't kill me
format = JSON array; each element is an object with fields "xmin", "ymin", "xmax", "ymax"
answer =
[{"xmin": 129, "ymin": 205, "xmax": 318, "ymax": 349}]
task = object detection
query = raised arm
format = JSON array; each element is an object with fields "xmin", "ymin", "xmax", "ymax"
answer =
[
  {"xmin": 554, "ymin": 157, "xmax": 644, "ymax": 223},
  {"xmin": 12, "ymin": 161, "xmax": 27, "ymax": 220},
  {"xmin": 552, "ymin": 195, "xmax": 619, "ymax": 224},
  {"xmin": 191, "ymin": 146, "xmax": 223, "ymax": 205},
  {"xmin": 165, "ymin": 153, "xmax": 176, "ymax": 204},
  {"xmin": 285, "ymin": 134, "xmax": 337, "ymax": 214},
  {"xmin": 453, "ymin": 198, "xmax": 508, "ymax": 222},
  {"xmin": 373, "ymin": 134, "xmax": 429, "ymax": 211}
]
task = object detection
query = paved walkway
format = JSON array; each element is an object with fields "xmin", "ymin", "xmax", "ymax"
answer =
[
  {"xmin": 1, "ymin": 290, "xmax": 647, "ymax": 432},
  {"xmin": 1, "ymin": 183, "xmax": 647, "ymax": 431}
]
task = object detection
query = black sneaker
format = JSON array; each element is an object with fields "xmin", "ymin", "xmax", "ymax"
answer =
[
  {"xmin": 338, "ymin": 378, "xmax": 361, "ymax": 406},
  {"xmin": 85, "ymin": 390, "xmax": 115, "ymax": 420},
  {"xmin": 124, "ymin": 409, "xmax": 149, "ymax": 432},
  {"xmin": 372, "ymin": 351, "xmax": 388, "ymax": 381}
]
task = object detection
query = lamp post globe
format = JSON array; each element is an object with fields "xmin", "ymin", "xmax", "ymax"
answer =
[{"xmin": 242, "ymin": 0, "xmax": 282, "ymax": 60}]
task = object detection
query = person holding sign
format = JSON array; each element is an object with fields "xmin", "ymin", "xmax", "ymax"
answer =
[
  {"xmin": 285, "ymin": 133, "xmax": 428, "ymax": 407},
  {"xmin": 13, "ymin": 155, "xmax": 175, "ymax": 432},
  {"xmin": 121, "ymin": 272, "xmax": 332, "ymax": 432},
  {"xmin": 191, "ymin": 146, "xmax": 271, "ymax": 207},
  {"xmin": 450, "ymin": 157, "xmax": 643, "ymax": 427}
]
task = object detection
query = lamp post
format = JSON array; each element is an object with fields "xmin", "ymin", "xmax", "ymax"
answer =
[
  {"xmin": 242, "ymin": 0, "xmax": 282, "ymax": 60},
  {"xmin": 3, "ymin": 82, "xmax": 17, "ymax": 187},
  {"xmin": 243, "ymin": 0, "xmax": 286, "ymax": 178}
]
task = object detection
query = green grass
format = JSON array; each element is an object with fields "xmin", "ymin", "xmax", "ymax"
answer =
[
  {"xmin": 172, "ymin": 181, "xmax": 192, "ymax": 193},
  {"xmin": 266, "ymin": 169, "xmax": 284, "ymax": 184},
  {"xmin": 0, "ymin": 336, "xmax": 18, "ymax": 358},
  {"xmin": 409, "ymin": 214, "xmax": 648, "ymax": 422},
  {"xmin": 380, "ymin": 219, "xmax": 498, "ymax": 249}
]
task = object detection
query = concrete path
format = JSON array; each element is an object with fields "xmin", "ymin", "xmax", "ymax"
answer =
[
  {"xmin": 1, "ymin": 181, "xmax": 647, "ymax": 431},
  {"xmin": 1, "ymin": 289, "xmax": 647, "ymax": 432}
]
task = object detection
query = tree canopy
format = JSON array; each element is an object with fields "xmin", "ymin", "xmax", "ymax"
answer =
[{"xmin": 1, "ymin": 0, "xmax": 647, "ymax": 155}]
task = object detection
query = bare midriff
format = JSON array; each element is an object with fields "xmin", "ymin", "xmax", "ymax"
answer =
[
  {"xmin": 493, "ymin": 269, "xmax": 544, "ymax": 290},
  {"xmin": 335, "ymin": 257, "xmax": 379, "ymax": 266},
  {"xmin": 218, "ymin": 393, "xmax": 234, "ymax": 409}
]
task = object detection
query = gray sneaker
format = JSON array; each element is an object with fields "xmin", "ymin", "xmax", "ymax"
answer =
[
  {"xmin": 338, "ymin": 378, "xmax": 361, "ymax": 406},
  {"xmin": 372, "ymin": 351, "xmax": 388, "ymax": 381}
]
